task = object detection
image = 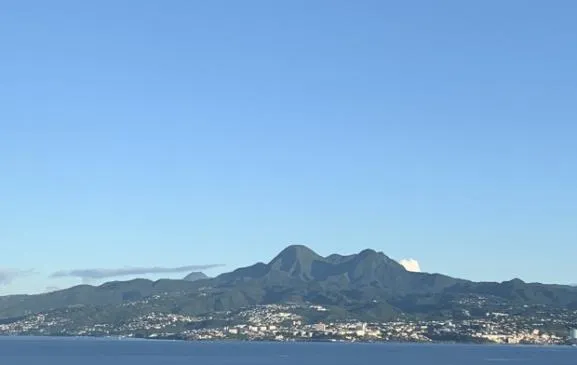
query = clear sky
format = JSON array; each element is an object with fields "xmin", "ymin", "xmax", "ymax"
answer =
[{"xmin": 1, "ymin": 1, "xmax": 576, "ymax": 295}]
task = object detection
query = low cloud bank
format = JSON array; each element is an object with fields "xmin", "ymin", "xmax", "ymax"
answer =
[
  {"xmin": 0, "ymin": 269, "xmax": 33, "ymax": 285},
  {"xmin": 398, "ymin": 258, "xmax": 421, "ymax": 272},
  {"xmin": 50, "ymin": 264, "xmax": 224, "ymax": 281}
]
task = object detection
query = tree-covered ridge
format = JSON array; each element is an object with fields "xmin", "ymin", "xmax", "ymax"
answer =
[{"xmin": 1, "ymin": 245, "xmax": 576, "ymax": 320}]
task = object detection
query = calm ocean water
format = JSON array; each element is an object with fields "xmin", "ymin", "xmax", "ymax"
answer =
[{"xmin": 0, "ymin": 337, "xmax": 575, "ymax": 364}]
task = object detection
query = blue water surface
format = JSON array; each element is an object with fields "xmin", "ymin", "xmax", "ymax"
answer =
[{"xmin": 0, "ymin": 337, "xmax": 575, "ymax": 364}]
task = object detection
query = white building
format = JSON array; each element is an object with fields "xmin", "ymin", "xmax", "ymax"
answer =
[{"xmin": 570, "ymin": 328, "xmax": 577, "ymax": 339}]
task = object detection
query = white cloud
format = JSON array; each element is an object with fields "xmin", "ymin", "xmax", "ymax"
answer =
[
  {"xmin": 399, "ymin": 258, "xmax": 421, "ymax": 272},
  {"xmin": 50, "ymin": 264, "xmax": 224, "ymax": 281}
]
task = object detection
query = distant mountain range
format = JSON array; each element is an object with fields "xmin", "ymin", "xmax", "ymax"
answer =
[{"xmin": 1, "ymin": 245, "xmax": 576, "ymax": 320}]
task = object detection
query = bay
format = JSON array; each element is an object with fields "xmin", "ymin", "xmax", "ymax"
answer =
[{"xmin": 0, "ymin": 337, "xmax": 575, "ymax": 364}]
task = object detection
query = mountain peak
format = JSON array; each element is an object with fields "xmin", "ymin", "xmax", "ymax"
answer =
[
  {"xmin": 270, "ymin": 245, "xmax": 321, "ymax": 263},
  {"xmin": 183, "ymin": 272, "xmax": 208, "ymax": 282},
  {"xmin": 358, "ymin": 248, "xmax": 379, "ymax": 257},
  {"xmin": 280, "ymin": 244, "xmax": 319, "ymax": 255},
  {"xmin": 503, "ymin": 278, "xmax": 525, "ymax": 285},
  {"xmin": 268, "ymin": 245, "xmax": 323, "ymax": 278}
]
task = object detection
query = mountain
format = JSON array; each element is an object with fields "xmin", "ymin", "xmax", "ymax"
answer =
[
  {"xmin": 1, "ymin": 245, "xmax": 577, "ymax": 320},
  {"xmin": 183, "ymin": 272, "xmax": 209, "ymax": 282},
  {"xmin": 215, "ymin": 245, "xmax": 465, "ymax": 299},
  {"xmin": 0, "ymin": 279, "xmax": 200, "ymax": 319}
]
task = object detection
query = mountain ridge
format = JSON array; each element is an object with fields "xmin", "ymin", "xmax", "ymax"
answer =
[{"xmin": 1, "ymin": 245, "xmax": 576, "ymax": 320}]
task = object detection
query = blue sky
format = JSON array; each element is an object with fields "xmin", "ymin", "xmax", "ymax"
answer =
[{"xmin": 1, "ymin": 1, "xmax": 576, "ymax": 295}]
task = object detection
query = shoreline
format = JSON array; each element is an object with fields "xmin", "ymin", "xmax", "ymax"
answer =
[{"xmin": 1, "ymin": 334, "xmax": 575, "ymax": 347}]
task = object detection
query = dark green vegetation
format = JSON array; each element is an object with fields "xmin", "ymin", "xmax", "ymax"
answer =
[{"xmin": 1, "ymin": 245, "xmax": 577, "ymax": 321}]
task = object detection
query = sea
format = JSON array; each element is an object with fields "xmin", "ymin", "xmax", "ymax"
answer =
[{"xmin": 0, "ymin": 337, "xmax": 575, "ymax": 364}]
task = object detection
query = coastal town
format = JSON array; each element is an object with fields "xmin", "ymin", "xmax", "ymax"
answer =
[{"xmin": 2, "ymin": 303, "xmax": 576, "ymax": 346}]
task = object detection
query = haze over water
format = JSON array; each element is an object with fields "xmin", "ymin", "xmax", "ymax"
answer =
[{"xmin": 1, "ymin": 337, "xmax": 575, "ymax": 365}]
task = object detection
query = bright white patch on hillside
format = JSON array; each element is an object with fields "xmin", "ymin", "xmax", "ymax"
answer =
[{"xmin": 399, "ymin": 259, "xmax": 421, "ymax": 272}]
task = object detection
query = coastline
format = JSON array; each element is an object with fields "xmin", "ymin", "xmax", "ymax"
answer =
[{"xmin": 1, "ymin": 334, "xmax": 575, "ymax": 347}]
